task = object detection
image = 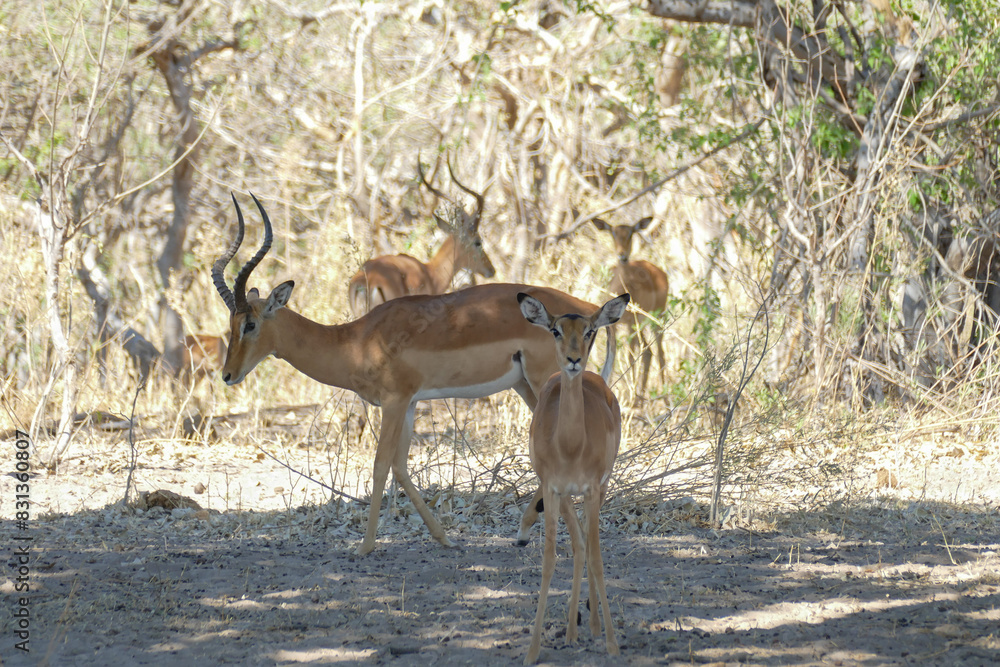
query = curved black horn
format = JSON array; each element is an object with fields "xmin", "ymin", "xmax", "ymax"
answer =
[
  {"xmin": 447, "ymin": 159, "xmax": 485, "ymax": 225},
  {"xmin": 212, "ymin": 192, "xmax": 246, "ymax": 313},
  {"xmin": 417, "ymin": 152, "xmax": 453, "ymax": 203},
  {"xmin": 232, "ymin": 192, "xmax": 273, "ymax": 312}
]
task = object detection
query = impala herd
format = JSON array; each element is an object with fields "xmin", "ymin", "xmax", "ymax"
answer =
[{"xmin": 202, "ymin": 165, "xmax": 669, "ymax": 662}]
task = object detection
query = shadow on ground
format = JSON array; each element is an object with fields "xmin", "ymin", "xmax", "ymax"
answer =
[{"xmin": 1, "ymin": 492, "xmax": 998, "ymax": 666}]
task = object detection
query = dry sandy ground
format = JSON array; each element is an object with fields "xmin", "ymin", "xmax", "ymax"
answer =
[{"xmin": 2, "ymin": 417, "xmax": 999, "ymax": 667}]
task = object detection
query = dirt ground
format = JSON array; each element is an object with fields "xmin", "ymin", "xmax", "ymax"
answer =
[{"xmin": 2, "ymin": 409, "xmax": 999, "ymax": 667}]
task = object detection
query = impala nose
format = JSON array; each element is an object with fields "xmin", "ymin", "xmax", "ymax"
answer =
[{"xmin": 224, "ymin": 370, "xmax": 247, "ymax": 386}]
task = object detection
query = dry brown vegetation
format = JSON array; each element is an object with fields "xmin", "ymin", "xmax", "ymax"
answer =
[{"xmin": 2, "ymin": 1, "xmax": 999, "ymax": 665}]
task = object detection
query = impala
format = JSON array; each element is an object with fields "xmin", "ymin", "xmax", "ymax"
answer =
[
  {"xmin": 347, "ymin": 158, "xmax": 496, "ymax": 317},
  {"xmin": 518, "ymin": 292, "xmax": 627, "ymax": 664},
  {"xmin": 592, "ymin": 216, "xmax": 669, "ymax": 398},
  {"xmin": 178, "ymin": 334, "xmax": 227, "ymax": 384},
  {"xmin": 213, "ymin": 193, "xmax": 617, "ymax": 556}
]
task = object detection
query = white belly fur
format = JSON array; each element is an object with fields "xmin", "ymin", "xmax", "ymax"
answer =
[{"xmin": 414, "ymin": 360, "xmax": 524, "ymax": 401}]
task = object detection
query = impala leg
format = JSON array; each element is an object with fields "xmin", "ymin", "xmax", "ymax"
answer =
[
  {"xmin": 514, "ymin": 377, "xmax": 542, "ymax": 545},
  {"xmin": 584, "ymin": 508, "xmax": 600, "ymax": 636},
  {"xmin": 391, "ymin": 402, "xmax": 455, "ymax": 549},
  {"xmin": 585, "ymin": 492, "xmax": 618, "ymax": 655},
  {"xmin": 581, "ymin": 498, "xmax": 599, "ymax": 636},
  {"xmin": 624, "ymin": 329, "xmax": 640, "ymax": 402},
  {"xmin": 513, "ymin": 374, "xmax": 545, "ymax": 547},
  {"xmin": 357, "ymin": 401, "xmax": 408, "ymax": 556},
  {"xmin": 654, "ymin": 327, "xmax": 666, "ymax": 388},
  {"xmin": 526, "ymin": 486, "xmax": 558, "ymax": 665},
  {"xmin": 637, "ymin": 328, "xmax": 653, "ymax": 401},
  {"xmin": 582, "ymin": 496, "xmax": 599, "ymax": 638},
  {"xmin": 517, "ymin": 488, "xmax": 544, "ymax": 546},
  {"xmin": 561, "ymin": 496, "xmax": 584, "ymax": 644},
  {"xmin": 511, "ymin": 376, "xmax": 539, "ymax": 411}
]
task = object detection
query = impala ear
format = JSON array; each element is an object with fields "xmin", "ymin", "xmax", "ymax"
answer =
[
  {"xmin": 247, "ymin": 288, "xmax": 260, "ymax": 300},
  {"xmin": 635, "ymin": 216, "xmax": 654, "ymax": 230},
  {"xmin": 434, "ymin": 213, "xmax": 456, "ymax": 235},
  {"xmin": 593, "ymin": 293, "xmax": 631, "ymax": 329},
  {"xmin": 591, "ymin": 217, "xmax": 611, "ymax": 232},
  {"xmin": 517, "ymin": 293, "xmax": 552, "ymax": 328},
  {"xmin": 263, "ymin": 280, "xmax": 295, "ymax": 318}
]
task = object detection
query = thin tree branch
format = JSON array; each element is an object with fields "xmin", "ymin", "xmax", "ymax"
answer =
[{"xmin": 549, "ymin": 118, "xmax": 764, "ymax": 240}]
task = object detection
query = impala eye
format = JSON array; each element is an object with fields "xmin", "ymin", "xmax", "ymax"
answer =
[
  {"xmin": 551, "ymin": 328, "xmax": 561, "ymax": 338},
  {"xmin": 243, "ymin": 321, "xmax": 256, "ymax": 334}
]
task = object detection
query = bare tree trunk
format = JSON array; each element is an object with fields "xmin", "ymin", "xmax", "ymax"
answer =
[
  {"xmin": 0, "ymin": 0, "xmax": 135, "ymax": 464},
  {"xmin": 849, "ymin": 46, "xmax": 922, "ymax": 270},
  {"xmin": 77, "ymin": 253, "xmax": 161, "ymax": 386},
  {"xmin": 144, "ymin": 15, "xmax": 240, "ymax": 373},
  {"xmin": 150, "ymin": 48, "xmax": 199, "ymax": 374},
  {"xmin": 34, "ymin": 197, "xmax": 79, "ymax": 465},
  {"xmin": 504, "ymin": 152, "xmax": 532, "ymax": 283},
  {"xmin": 846, "ymin": 46, "xmax": 922, "ymax": 403},
  {"xmin": 348, "ymin": 17, "xmax": 375, "ymax": 252}
]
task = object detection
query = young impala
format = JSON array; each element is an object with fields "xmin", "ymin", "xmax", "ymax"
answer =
[
  {"xmin": 592, "ymin": 216, "xmax": 669, "ymax": 399},
  {"xmin": 518, "ymin": 292, "xmax": 627, "ymax": 664},
  {"xmin": 178, "ymin": 334, "xmax": 227, "ymax": 385},
  {"xmin": 347, "ymin": 158, "xmax": 495, "ymax": 317},
  {"xmin": 213, "ymin": 194, "xmax": 616, "ymax": 556}
]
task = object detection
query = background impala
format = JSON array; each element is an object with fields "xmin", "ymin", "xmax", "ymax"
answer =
[
  {"xmin": 592, "ymin": 216, "xmax": 669, "ymax": 400},
  {"xmin": 347, "ymin": 157, "xmax": 495, "ymax": 317},
  {"xmin": 177, "ymin": 333, "xmax": 227, "ymax": 386}
]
